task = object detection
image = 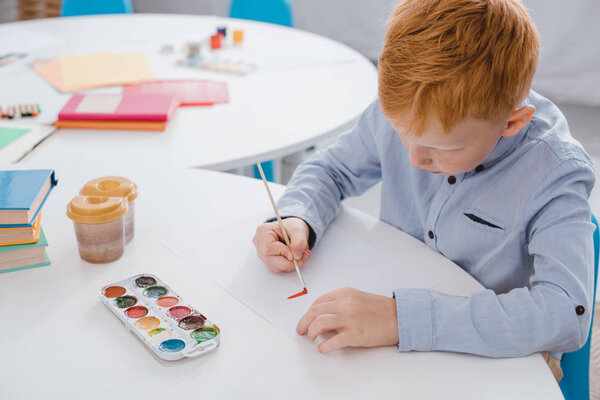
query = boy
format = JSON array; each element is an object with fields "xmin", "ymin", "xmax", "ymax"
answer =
[{"xmin": 252, "ymin": 0, "xmax": 595, "ymax": 380}]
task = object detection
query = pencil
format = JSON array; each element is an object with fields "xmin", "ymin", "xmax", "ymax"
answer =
[{"xmin": 255, "ymin": 163, "xmax": 308, "ymax": 298}]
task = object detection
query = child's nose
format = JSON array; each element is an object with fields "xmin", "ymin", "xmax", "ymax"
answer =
[{"xmin": 408, "ymin": 146, "xmax": 432, "ymax": 168}]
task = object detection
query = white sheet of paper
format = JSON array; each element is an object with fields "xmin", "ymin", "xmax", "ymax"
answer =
[{"xmin": 164, "ymin": 213, "xmax": 433, "ymax": 338}]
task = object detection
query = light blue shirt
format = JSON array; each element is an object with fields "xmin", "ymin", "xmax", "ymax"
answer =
[{"xmin": 277, "ymin": 90, "xmax": 595, "ymax": 357}]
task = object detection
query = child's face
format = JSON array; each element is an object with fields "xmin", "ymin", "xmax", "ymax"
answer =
[{"xmin": 390, "ymin": 107, "xmax": 533, "ymax": 176}]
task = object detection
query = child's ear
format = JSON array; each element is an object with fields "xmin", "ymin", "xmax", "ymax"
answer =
[{"xmin": 501, "ymin": 105, "xmax": 536, "ymax": 137}]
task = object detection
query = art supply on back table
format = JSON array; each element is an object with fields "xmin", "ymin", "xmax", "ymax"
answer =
[
  {"xmin": 67, "ymin": 195, "xmax": 128, "ymax": 263},
  {"xmin": 80, "ymin": 176, "xmax": 138, "ymax": 244},
  {"xmin": 178, "ymin": 56, "xmax": 256, "ymax": 75},
  {"xmin": 210, "ymin": 34, "xmax": 222, "ymax": 50},
  {"xmin": 176, "ymin": 26, "xmax": 254, "ymax": 75},
  {"xmin": 233, "ymin": 30, "xmax": 244, "ymax": 44},
  {"xmin": 0, "ymin": 104, "xmax": 40, "ymax": 119},
  {"xmin": 100, "ymin": 274, "xmax": 220, "ymax": 361}
]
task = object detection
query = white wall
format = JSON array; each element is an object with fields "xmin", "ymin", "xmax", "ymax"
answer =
[
  {"xmin": 294, "ymin": 1, "xmax": 600, "ymax": 106},
  {"xmin": 131, "ymin": 0, "xmax": 229, "ymax": 17}
]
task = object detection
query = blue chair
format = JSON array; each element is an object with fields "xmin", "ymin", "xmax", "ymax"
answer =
[
  {"xmin": 559, "ymin": 214, "xmax": 599, "ymax": 400},
  {"xmin": 230, "ymin": 0, "xmax": 293, "ymax": 182},
  {"xmin": 61, "ymin": 0, "xmax": 133, "ymax": 16},
  {"xmin": 230, "ymin": 0, "xmax": 292, "ymax": 27}
]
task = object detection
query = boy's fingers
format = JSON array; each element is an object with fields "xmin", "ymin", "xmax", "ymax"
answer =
[
  {"xmin": 311, "ymin": 290, "xmax": 338, "ymax": 306},
  {"xmin": 295, "ymin": 250, "xmax": 312, "ymax": 266},
  {"xmin": 318, "ymin": 332, "xmax": 349, "ymax": 354},
  {"xmin": 262, "ymin": 256, "xmax": 295, "ymax": 272},
  {"xmin": 307, "ymin": 314, "xmax": 343, "ymax": 341},
  {"xmin": 289, "ymin": 234, "xmax": 308, "ymax": 260},
  {"xmin": 267, "ymin": 241, "xmax": 293, "ymax": 260},
  {"xmin": 284, "ymin": 219, "xmax": 309, "ymax": 260},
  {"xmin": 297, "ymin": 301, "xmax": 336, "ymax": 335}
]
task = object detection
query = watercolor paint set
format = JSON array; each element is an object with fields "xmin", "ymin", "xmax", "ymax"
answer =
[{"xmin": 100, "ymin": 274, "xmax": 220, "ymax": 361}]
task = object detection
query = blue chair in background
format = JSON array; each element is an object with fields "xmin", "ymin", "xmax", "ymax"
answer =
[
  {"xmin": 560, "ymin": 214, "xmax": 599, "ymax": 400},
  {"xmin": 61, "ymin": 0, "xmax": 133, "ymax": 16},
  {"xmin": 230, "ymin": 0, "xmax": 293, "ymax": 181},
  {"xmin": 230, "ymin": 0, "xmax": 292, "ymax": 27}
]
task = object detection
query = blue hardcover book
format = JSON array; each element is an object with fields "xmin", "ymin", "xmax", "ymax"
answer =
[
  {"xmin": 0, "ymin": 227, "xmax": 49, "ymax": 274},
  {"xmin": 0, "ymin": 170, "xmax": 57, "ymax": 227}
]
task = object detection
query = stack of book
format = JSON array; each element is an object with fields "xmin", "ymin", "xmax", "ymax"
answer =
[
  {"xmin": 54, "ymin": 93, "xmax": 178, "ymax": 131},
  {"xmin": 0, "ymin": 169, "xmax": 57, "ymax": 274}
]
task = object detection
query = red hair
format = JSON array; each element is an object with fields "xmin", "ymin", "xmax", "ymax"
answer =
[{"xmin": 378, "ymin": 0, "xmax": 539, "ymax": 134}]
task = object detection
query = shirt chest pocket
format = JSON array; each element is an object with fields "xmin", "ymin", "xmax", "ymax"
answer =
[{"xmin": 462, "ymin": 208, "xmax": 506, "ymax": 234}]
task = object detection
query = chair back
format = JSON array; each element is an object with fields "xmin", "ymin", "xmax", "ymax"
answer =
[
  {"xmin": 61, "ymin": 0, "xmax": 132, "ymax": 16},
  {"xmin": 230, "ymin": 0, "xmax": 293, "ymax": 27},
  {"xmin": 559, "ymin": 214, "xmax": 599, "ymax": 400}
]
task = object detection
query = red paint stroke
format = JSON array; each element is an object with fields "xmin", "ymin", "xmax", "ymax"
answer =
[{"xmin": 287, "ymin": 288, "xmax": 308, "ymax": 299}]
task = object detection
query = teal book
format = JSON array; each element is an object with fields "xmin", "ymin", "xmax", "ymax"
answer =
[
  {"xmin": 0, "ymin": 169, "xmax": 57, "ymax": 227},
  {"xmin": 0, "ymin": 227, "xmax": 49, "ymax": 274}
]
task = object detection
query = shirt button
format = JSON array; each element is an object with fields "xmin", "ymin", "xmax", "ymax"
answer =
[
  {"xmin": 575, "ymin": 305, "xmax": 585, "ymax": 315},
  {"xmin": 447, "ymin": 176, "xmax": 456, "ymax": 184},
  {"xmin": 428, "ymin": 231, "xmax": 434, "ymax": 239},
  {"xmin": 475, "ymin": 165, "xmax": 485, "ymax": 173}
]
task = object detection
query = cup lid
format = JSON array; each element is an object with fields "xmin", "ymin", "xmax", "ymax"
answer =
[
  {"xmin": 67, "ymin": 195, "xmax": 128, "ymax": 224},
  {"xmin": 80, "ymin": 176, "xmax": 139, "ymax": 202}
]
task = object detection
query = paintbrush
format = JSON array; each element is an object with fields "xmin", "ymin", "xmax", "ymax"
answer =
[{"xmin": 255, "ymin": 163, "xmax": 308, "ymax": 299}]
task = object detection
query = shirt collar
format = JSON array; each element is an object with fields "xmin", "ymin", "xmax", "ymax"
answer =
[{"xmin": 475, "ymin": 94, "xmax": 532, "ymax": 172}]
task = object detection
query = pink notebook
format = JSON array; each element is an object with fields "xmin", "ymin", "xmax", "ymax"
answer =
[
  {"xmin": 58, "ymin": 93, "xmax": 178, "ymax": 122},
  {"xmin": 123, "ymin": 80, "xmax": 229, "ymax": 106}
]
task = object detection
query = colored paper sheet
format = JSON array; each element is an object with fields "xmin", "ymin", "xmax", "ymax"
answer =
[
  {"xmin": 0, "ymin": 127, "xmax": 30, "ymax": 150},
  {"xmin": 58, "ymin": 52, "xmax": 155, "ymax": 90},
  {"xmin": 29, "ymin": 59, "xmax": 65, "ymax": 91},
  {"xmin": 31, "ymin": 52, "xmax": 155, "ymax": 92},
  {"xmin": 58, "ymin": 93, "xmax": 177, "ymax": 122},
  {"xmin": 164, "ymin": 213, "xmax": 434, "ymax": 338},
  {"xmin": 123, "ymin": 80, "xmax": 229, "ymax": 106}
]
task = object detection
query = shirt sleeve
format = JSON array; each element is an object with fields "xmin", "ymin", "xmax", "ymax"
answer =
[
  {"xmin": 394, "ymin": 158, "xmax": 596, "ymax": 357},
  {"xmin": 277, "ymin": 100, "xmax": 384, "ymax": 244}
]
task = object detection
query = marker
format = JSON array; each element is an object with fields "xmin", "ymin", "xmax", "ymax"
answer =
[
  {"xmin": 210, "ymin": 34, "xmax": 222, "ymax": 50},
  {"xmin": 233, "ymin": 30, "xmax": 244, "ymax": 44}
]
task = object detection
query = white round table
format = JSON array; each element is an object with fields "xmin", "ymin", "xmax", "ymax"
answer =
[
  {"xmin": 0, "ymin": 160, "xmax": 561, "ymax": 399},
  {"xmin": 0, "ymin": 14, "xmax": 377, "ymax": 170}
]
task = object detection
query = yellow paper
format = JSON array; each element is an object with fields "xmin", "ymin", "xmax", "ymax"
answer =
[{"xmin": 57, "ymin": 52, "xmax": 156, "ymax": 90}]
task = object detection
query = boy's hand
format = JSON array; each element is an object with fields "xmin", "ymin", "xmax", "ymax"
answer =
[
  {"xmin": 296, "ymin": 287, "xmax": 399, "ymax": 353},
  {"xmin": 253, "ymin": 217, "xmax": 312, "ymax": 272}
]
